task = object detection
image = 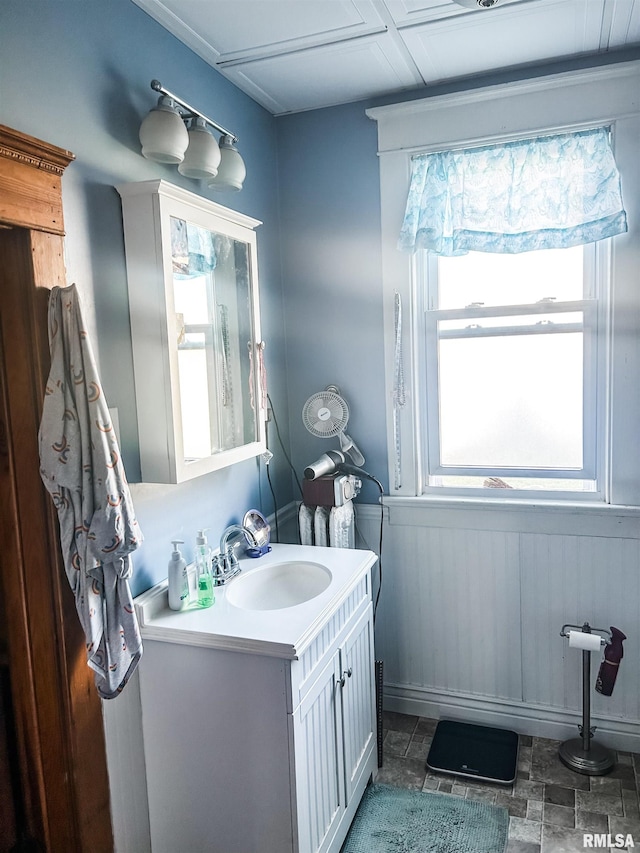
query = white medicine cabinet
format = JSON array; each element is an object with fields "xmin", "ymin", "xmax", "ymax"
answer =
[{"xmin": 117, "ymin": 180, "xmax": 266, "ymax": 483}]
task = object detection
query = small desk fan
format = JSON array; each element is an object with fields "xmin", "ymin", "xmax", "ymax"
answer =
[{"xmin": 302, "ymin": 385, "xmax": 365, "ymax": 466}]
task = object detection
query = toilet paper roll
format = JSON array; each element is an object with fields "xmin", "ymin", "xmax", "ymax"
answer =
[{"xmin": 568, "ymin": 630, "xmax": 602, "ymax": 652}]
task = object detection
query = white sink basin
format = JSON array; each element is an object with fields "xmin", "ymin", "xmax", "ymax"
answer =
[{"xmin": 226, "ymin": 561, "xmax": 332, "ymax": 611}]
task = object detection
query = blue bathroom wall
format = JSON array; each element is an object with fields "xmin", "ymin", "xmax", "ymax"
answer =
[
  {"xmin": 0, "ymin": 0, "xmax": 292, "ymax": 595},
  {"xmin": 276, "ymin": 102, "xmax": 387, "ymax": 502}
]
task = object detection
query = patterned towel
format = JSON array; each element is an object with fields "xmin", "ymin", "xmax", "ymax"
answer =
[{"xmin": 39, "ymin": 284, "xmax": 143, "ymax": 699}]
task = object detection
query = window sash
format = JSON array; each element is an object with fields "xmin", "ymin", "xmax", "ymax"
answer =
[
  {"xmin": 423, "ymin": 251, "xmax": 599, "ymax": 484},
  {"xmin": 433, "ymin": 301, "xmax": 591, "ymax": 341}
]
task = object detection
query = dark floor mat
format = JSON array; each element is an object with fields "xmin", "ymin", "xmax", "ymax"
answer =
[{"xmin": 426, "ymin": 720, "xmax": 518, "ymax": 785}]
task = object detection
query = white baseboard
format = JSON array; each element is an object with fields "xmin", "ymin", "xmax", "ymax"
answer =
[{"xmin": 383, "ymin": 682, "xmax": 640, "ymax": 753}]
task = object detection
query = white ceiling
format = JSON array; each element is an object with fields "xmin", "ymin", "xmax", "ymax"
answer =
[{"xmin": 132, "ymin": 0, "xmax": 640, "ymax": 114}]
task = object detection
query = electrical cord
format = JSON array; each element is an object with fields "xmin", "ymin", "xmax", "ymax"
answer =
[
  {"xmin": 338, "ymin": 463, "xmax": 384, "ymax": 623},
  {"xmin": 267, "ymin": 393, "xmax": 304, "ymax": 497},
  {"xmin": 263, "ymin": 439, "xmax": 280, "ymax": 543}
]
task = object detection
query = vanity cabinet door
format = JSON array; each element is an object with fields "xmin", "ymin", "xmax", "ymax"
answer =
[
  {"xmin": 292, "ymin": 652, "xmax": 345, "ymax": 853},
  {"xmin": 291, "ymin": 602, "xmax": 377, "ymax": 853},
  {"xmin": 339, "ymin": 604, "xmax": 376, "ymax": 804}
]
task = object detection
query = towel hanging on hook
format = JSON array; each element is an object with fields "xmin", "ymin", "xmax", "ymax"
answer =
[{"xmin": 39, "ymin": 284, "xmax": 143, "ymax": 699}]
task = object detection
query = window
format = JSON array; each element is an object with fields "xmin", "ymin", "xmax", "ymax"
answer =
[
  {"xmin": 368, "ymin": 61, "xmax": 639, "ymax": 504},
  {"xmin": 395, "ymin": 127, "xmax": 624, "ymax": 500},
  {"xmin": 420, "ymin": 244, "xmax": 606, "ymax": 496}
]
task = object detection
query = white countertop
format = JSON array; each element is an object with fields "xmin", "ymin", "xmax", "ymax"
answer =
[{"xmin": 134, "ymin": 543, "xmax": 377, "ymax": 659}]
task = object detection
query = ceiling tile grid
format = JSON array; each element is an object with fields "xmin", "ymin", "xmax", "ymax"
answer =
[
  {"xmin": 382, "ymin": 0, "xmax": 521, "ymax": 26},
  {"xmin": 223, "ymin": 33, "xmax": 423, "ymax": 113},
  {"xmin": 132, "ymin": 0, "xmax": 640, "ymax": 114},
  {"xmin": 399, "ymin": 0, "xmax": 608, "ymax": 84}
]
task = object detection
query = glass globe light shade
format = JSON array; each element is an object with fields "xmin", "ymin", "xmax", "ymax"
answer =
[
  {"xmin": 207, "ymin": 136, "xmax": 246, "ymax": 192},
  {"xmin": 139, "ymin": 96, "xmax": 189, "ymax": 164},
  {"xmin": 178, "ymin": 118, "xmax": 221, "ymax": 179}
]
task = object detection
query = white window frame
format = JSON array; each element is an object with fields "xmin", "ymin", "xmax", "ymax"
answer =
[
  {"xmin": 417, "ymin": 243, "xmax": 608, "ymax": 500},
  {"xmin": 366, "ymin": 60, "xmax": 640, "ymax": 505}
]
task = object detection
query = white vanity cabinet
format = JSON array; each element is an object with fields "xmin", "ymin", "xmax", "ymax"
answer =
[{"xmin": 135, "ymin": 545, "xmax": 378, "ymax": 853}]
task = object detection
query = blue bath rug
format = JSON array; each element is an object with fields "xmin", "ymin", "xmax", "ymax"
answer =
[{"xmin": 341, "ymin": 783, "xmax": 509, "ymax": 853}]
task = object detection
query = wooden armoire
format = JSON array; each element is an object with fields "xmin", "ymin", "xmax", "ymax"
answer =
[{"xmin": 0, "ymin": 125, "xmax": 113, "ymax": 852}]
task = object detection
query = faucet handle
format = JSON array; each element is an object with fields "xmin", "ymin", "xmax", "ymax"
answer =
[
  {"xmin": 225, "ymin": 546, "xmax": 239, "ymax": 571},
  {"xmin": 211, "ymin": 553, "xmax": 224, "ymax": 577}
]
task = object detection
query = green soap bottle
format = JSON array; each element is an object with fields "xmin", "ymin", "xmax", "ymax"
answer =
[{"xmin": 195, "ymin": 529, "xmax": 214, "ymax": 608}]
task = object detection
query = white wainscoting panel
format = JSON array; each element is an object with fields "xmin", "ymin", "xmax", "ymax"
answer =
[
  {"xmin": 375, "ymin": 522, "xmax": 522, "ymax": 700},
  {"xmin": 355, "ymin": 501, "xmax": 640, "ymax": 752},
  {"xmin": 521, "ymin": 532, "xmax": 640, "ymax": 721}
]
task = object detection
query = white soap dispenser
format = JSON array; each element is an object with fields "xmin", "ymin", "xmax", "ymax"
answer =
[{"xmin": 168, "ymin": 539, "xmax": 189, "ymax": 611}]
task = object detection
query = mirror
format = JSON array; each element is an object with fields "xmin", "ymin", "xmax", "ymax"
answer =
[
  {"xmin": 171, "ymin": 218, "xmax": 256, "ymax": 458},
  {"xmin": 118, "ymin": 180, "xmax": 266, "ymax": 483}
]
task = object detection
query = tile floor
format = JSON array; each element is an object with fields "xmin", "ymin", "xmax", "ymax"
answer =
[{"xmin": 376, "ymin": 711, "xmax": 640, "ymax": 853}]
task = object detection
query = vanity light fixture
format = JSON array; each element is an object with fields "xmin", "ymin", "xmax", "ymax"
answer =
[{"xmin": 139, "ymin": 80, "xmax": 245, "ymax": 191}]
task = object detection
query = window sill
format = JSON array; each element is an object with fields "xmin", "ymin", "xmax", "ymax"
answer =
[
  {"xmin": 383, "ymin": 494, "xmax": 640, "ymax": 515},
  {"xmin": 380, "ymin": 494, "xmax": 640, "ymax": 538}
]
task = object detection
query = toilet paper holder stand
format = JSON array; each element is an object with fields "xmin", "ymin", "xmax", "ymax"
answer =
[{"xmin": 558, "ymin": 622, "xmax": 614, "ymax": 776}]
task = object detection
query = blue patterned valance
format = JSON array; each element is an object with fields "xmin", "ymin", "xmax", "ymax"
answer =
[
  {"xmin": 171, "ymin": 217, "xmax": 217, "ymax": 275},
  {"xmin": 398, "ymin": 127, "xmax": 628, "ymax": 256}
]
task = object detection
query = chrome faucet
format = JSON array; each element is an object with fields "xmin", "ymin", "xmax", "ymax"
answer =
[{"xmin": 212, "ymin": 524, "xmax": 259, "ymax": 585}]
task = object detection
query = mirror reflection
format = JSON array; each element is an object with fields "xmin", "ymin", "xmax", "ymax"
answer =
[{"xmin": 171, "ymin": 216, "xmax": 257, "ymax": 462}]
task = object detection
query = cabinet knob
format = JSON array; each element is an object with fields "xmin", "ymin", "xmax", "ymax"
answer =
[{"xmin": 337, "ymin": 668, "xmax": 353, "ymax": 688}]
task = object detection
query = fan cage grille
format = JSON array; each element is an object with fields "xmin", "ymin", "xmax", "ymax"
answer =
[{"xmin": 302, "ymin": 391, "xmax": 350, "ymax": 438}]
